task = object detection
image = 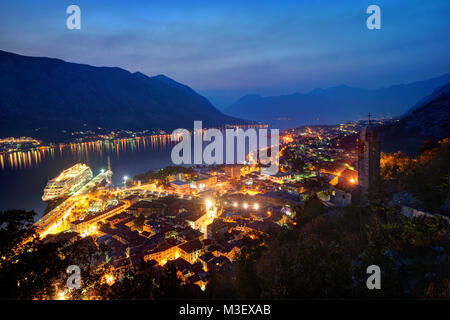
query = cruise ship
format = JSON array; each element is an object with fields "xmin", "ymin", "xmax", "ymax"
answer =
[{"xmin": 42, "ymin": 163, "xmax": 93, "ymax": 201}]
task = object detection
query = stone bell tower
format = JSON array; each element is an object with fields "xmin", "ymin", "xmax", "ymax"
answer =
[{"xmin": 357, "ymin": 113, "xmax": 380, "ymax": 195}]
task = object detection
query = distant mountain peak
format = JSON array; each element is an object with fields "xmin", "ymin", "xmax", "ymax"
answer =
[
  {"xmin": 380, "ymin": 81, "xmax": 450, "ymax": 155},
  {"xmin": 152, "ymin": 74, "xmax": 173, "ymax": 81},
  {"xmin": 224, "ymin": 73, "xmax": 450, "ymax": 129},
  {"xmin": 406, "ymin": 82, "xmax": 450, "ymax": 116},
  {"xmin": 0, "ymin": 50, "xmax": 246, "ymax": 141}
]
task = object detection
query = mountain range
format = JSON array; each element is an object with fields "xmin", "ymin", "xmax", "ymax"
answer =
[
  {"xmin": 1, "ymin": 49, "xmax": 448, "ymax": 149},
  {"xmin": 224, "ymin": 74, "xmax": 450, "ymax": 129},
  {"xmin": 0, "ymin": 50, "xmax": 245, "ymax": 141},
  {"xmin": 380, "ymin": 82, "xmax": 450, "ymax": 154}
]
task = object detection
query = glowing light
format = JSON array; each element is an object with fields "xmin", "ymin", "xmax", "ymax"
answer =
[
  {"xmin": 123, "ymin": 175, "xmax": 128, "ymax": 181},
  {"xmin": 233, "ymin": 202, "xmax": 238, "ymax": 207},
  {"xmin": 205, "ymin": 199, "xmax": 212, "ymax": 208},
  {"xmin": 243, "ymin": 203, "xmax": 248, "ymax": 209},
  {"xmin": 104, "ymin": 273, "xmax": 115, "ymax": 285},
  {"xmin": 253, "ymin": 203, "xmax": 259, "ymax": 210},
  {"xmin": 350, "ymin": 178, "xmax": 356, "ymax": 184}
]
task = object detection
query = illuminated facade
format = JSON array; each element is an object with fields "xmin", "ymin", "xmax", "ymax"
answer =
[
  {"xmin": 70, "ymin": 201, "xmax": 129, "ymax": 233},
  {"xmin": 179, "ymin": 239, "xmax": 206, "ymax": 264}
]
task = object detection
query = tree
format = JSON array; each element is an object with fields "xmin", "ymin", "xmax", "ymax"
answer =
[
  {"xmin": 0, "ymin": 209, "xmax": 78, "ymax": 299},
  {"xmin": 204, "ymin": 272, "xmax": 237, "ymax": 299},
  {"xmin": 418, "ymin": 139, "xmax": 439, "ymax": 154},
  {"xmin": 227, "ymin": 202, "xmax": 449, "ymax": 299},
  {"xmin": 380, "ymin": 151, "xmax": 413, "ymax": 180},
  {"xmin": 154, "ymin": 263, "xmax": 183, "ymax": 299},
  {"xmin": 402, "ymin": 139, "xmax": 450, "ymax": 214},
  {"xmin": 291, "ymin": 157, "xmax": 305, "ymax": 172},
  {"xmin": 366, "ymin": 177, "xmax": 396, "ymax": 220},
  {"xmin": 294, "ymin": 194, "xmax": 326, "ymax": 226}
]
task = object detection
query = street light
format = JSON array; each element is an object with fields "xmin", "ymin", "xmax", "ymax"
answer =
[
  {"xmin": 253, "ymin": 203, "xmax": 259, "ymax": 210},
  {"xmin": 57, "ymin": 291, "xmax": 67, "ymax": 300},
  {"xmin": 243, "ymin": 203, "xmax": 248, "ymax": 209}
]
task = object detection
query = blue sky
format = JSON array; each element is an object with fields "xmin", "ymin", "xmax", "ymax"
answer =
[{"xmin": 1, "ymin": 0, "xmax": 449, "ymax": 108}]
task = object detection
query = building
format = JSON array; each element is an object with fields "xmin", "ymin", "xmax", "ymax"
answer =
[
  {"xmin": 170, "ymin": 180, "xmax": 191, "ymax": 193},
  {"xmin": 329, "ymin": 183, "xmax": 359, "ymax": 206},
  {"xmin": 329, "ymin": 168, "xmax": 358, "ymax": 186},
  {"xmin": 191, "ymin": 174, "xmax": 217, "ymax": 190},
  {"xmin": 206, "ymin": 219, "xmax": 229, "ymax": 239},
  {"xmin": 127, "ymin": 200, "xmax": 165, "ymax": 216},
  {"xmin": 178, "ymin": 239, "xmax": 205, "ymax": 264},
  {"xmin": 179, "ymin": 211, "xmax": 208, "ymax": 230},
  {"xmin": 198, "ymin": 252, "xmax": 215, "ymax": 271},
  {"xmin": 144, "ymin": 238, "xmax": 182, "ymax": 264},
  {"xmin": 216, "ymin": 243, "xmax": 241, "ymax": 262},
  {"xmin": 268, "ymin": 171, "xmax": 292, "ymax": 183},
  {"xmin": 281, "ymin": 182, "xmax": 304, "ymax": 195},
  {"xmin": 224, "ymin": 165, "xmax": 242, "ymax": 179},
  {"xmin": 70, "ymin": 201, "xmax": 129, "ymax": 233},
  {"xmin": 357, "ymin": 114, "xmax": 380, "ymax": 195}
]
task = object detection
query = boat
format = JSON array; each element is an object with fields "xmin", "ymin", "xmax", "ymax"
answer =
[{"xmin": 42, "ymin": 163, "xmax": 93, "ymax": 201}]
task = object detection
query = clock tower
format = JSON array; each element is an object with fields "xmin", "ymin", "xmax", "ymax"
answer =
[{"xmin": 358, "ymin": 113, "xmax": 380, "ymax": 195}]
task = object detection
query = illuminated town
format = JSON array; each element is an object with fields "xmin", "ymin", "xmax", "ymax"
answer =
[
  {"xmin": 2, "ymin": 115, "xmax": 430, "ymax": 300},
  {"xmin": 1, "ymin": 110, "xmax": 448, "ymax": 301}
]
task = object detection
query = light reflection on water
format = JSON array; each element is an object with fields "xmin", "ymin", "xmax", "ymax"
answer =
[
  {"xmin": 0, "ymin": 134, "xmax": 176, "ymax": 171},
  {"xmin": 0, "ymin": 135, "xmax": 176, "ymax": 213},
  {"xmin": 0, "ymin": 125, "xmax": 268, "ymax": 213}
]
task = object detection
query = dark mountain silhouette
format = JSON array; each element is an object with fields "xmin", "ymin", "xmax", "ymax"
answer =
[
  {"xmin": 224, "ymin": 74, "xmax": 450, "ymax": 129},
  {"xmin": 380, "ymin": 82, "xmax": 450, "ymax": 155},
  {"xmin": 0, "ymin": 50, "xmax": 246, "ymax": 141}
]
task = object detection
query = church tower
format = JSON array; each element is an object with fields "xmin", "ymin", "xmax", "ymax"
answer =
[{"xmin": 357, "ymin": 113, "xmax": 380, "ymax": 194}]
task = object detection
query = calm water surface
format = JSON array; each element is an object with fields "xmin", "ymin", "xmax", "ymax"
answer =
[
  {"xmin": 0, "ymin": 136, "xmax": 175, "ymax": 215},
  {"xmin": 0, "ymin": 125, "xmax": 269, "ymax": 215}
]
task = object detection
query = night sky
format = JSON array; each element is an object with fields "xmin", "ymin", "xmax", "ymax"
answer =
[{"xmin": 1, "ymin": 0, "xmax": 449, "ymax": 108}]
